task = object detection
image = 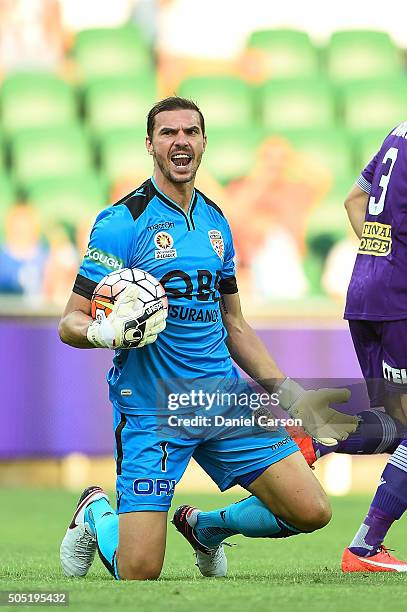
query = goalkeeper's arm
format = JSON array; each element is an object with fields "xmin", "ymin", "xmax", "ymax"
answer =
[
  {"xmin": 59, "ymin": 292, "xmax": 98, "ymax": 349},
  {"xmin": 59, "ymin": 285, "xmax": 165, "ymax": 350},
  {"xmin": 220, "ymin": 292, "xmax": 358, "ymax": 442}
]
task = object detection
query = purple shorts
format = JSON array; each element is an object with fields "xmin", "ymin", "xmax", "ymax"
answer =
[{"xmin": 349, "ymin": 319, "xmax": 407, "ymax": 406}]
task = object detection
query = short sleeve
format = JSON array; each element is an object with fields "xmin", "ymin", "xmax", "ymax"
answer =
[
  {"xmin": 219, "ymin": 220, "xmax": 238, "ymax": 294},
  {"xmin": 73, "ymin": 205, "xmax": 134, "ymax": 299},
  {"xmin": 357, "ymin": 152, "xmax": 380, "ymax": 194}
]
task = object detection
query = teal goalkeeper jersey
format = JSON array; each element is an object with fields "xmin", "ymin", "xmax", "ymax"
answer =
[{"xmin": 74, "ymin": 177, "xmax": 240, "ymax": 414}]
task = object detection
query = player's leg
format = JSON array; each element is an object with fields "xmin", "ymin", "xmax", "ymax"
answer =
[
  {"xmin": 84, "ymin": 495, "xmax": 167, "ymax": 580},
  {"xmin": 173, "ymin": 428, "xmax": 329, "ymax": 577},
  {"xmin": 342, "ymin": 320, "xmax": 407, "ymax": 571},
  {"xmin": 342, "ymin": 436, "xmax": 407, "ymax": 572},
  {"xmin": 61, "ymin": 411, "xmax": 194, "ymax": 580},
  {"xmin": 189, "ymin": 446, "xmax": 330, "ymax": 550}
]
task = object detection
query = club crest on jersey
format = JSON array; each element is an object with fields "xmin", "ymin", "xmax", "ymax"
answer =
[
  {"xmin": 154, "ymin": 231, "xmax": 177, "ymax": 259},
  {"xmin": 208, "ymin": 230, "xmax": 224, "ymax": 260}
]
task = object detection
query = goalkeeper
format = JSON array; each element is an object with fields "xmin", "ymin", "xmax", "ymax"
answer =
[{"xmin": 59, "ymin": 96, "xmax": 357, "ymax": 581}]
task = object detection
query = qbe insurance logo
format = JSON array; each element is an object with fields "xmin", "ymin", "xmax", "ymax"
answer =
[{"xmin": 154, "ymin": 231, "xmax": 177, "ymax": 260}]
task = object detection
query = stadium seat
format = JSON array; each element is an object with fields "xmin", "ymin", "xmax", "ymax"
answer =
[
  {"xmin": 0, "ymin": 72, "xmax": 76, "ymax": 135},
  {"xmin": 281, "ymin": 128, "xmax": 354, "ymax": 182},
  {"xmin": 10, "ymin": 127, "xmax": 93, "ymax": 191},
  {"xmin": 304, "ymin": 200, "xmax": 348, "ymax": 294},
  {"xmin": 84, "ymin": 75, "xmax": 157, "ymax": 136},
  {"xmin": 0, "ymin": 131, "xmax": 4, "ymax": 171},
  {"xmin": 99, "ymin": 128, "xmax": 153, "ymax": 183},
  {"xmin": 202, "ymin": 126, "xmax": 262, "ymax": 184},
  {"xmin": 27, "ymin": 176, "xmax": 105, "ymax": 228},
  {"xmin": 259, "ymin": 78, "xmax": 335, "ymax": 131},
  {"xmin": 246, "ymin": 29, "xmax": 319, "ymax": 79},
  {"xmin": 355, "ymin": 129, "xmax": 391, "ymax": 168},
  {"xmin": 322, "ymin": 175, "xmax": 356, "ymax": 209},
  {"xmin": 178, "ymin": 76, "xmax": 253, "ymax": 128},
  {"xmin": 0, "ymin": 174, "xmax": 16, "ymax": 239},
  {"xmin": 326, "ymin": 30, "xmax": 402, "ymax": 83},
  {"xmin": 341, "ymin": 78, "xmax": 407, "ymax": 134},
  {"xmin": 74, "ymin": 26, "xmax": 152, "ymax": 82}
]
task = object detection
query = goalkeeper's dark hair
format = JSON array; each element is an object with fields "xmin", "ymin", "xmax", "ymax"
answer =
[{"xmin": 147, "ymin": 97, "xmax": 205, "ymax": 139}]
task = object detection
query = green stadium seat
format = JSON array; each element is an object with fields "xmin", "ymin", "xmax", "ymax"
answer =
[
  {"xmin": 341, "ymin": 78, "xmax": 407, "ymax": 134},
  {"xmin": 355, "ymin": 129, "xmax": 390, "ymax": 168},
  {"xmin": 10, "ymin": 127, "xmax": 93, "ymax": 191},
  {"xmin": 326, "ymin": 30, "xmax": 402, "ymax": 83},
  {"xmin": 202, "ymin": 127, "xmax": 262, "ymax": 184},
  {"xmin": 74, "ymin": 26, "xmax": 152, "ymax": 82},
  {"xmin": 304, "ymin": 198, "xmax": 348, "ymax": 295},
  {"xmin": 0, "ymin": 132, "xmax": 4, "ymax": 171},
  {"xmin": 281, "ymin": 128, "xmax": 354, "ymax": 181},
  {"xmin": 0, "ymin": 72, "xmax": 76, "ymax": 135},
  {"xmin": 84, "ymin": 75, "xmax": 157, "ymax": 136},
  {"xmin": 247, "ymin": 29, "xmax": 319, "ymax": 78},
  {"xmin": 0, "ymin": 174, "xmax": 16, "ymax": 239},
  {"xmin": 259, "ymin": 78, "xmax": 335, "ymax": 131},
  {"xmin": 27, "ymin": 176, "xmax": 105, "ymax": 228},
  {"xmin": 178, "ymin": 76, "xmax": 253, "ymax": 128},
  {"xmin": 99, "ymin": 128, "xmax": 152, "ymax": 183}
]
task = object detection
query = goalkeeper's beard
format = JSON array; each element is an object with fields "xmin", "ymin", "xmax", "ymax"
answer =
[{"xmin": 152, "ymin": 151, "xmax": 202, "ymax": 185}]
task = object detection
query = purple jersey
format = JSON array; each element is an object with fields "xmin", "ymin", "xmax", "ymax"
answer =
[{"xmin": 345, "ymin": 121, "xmax": 407, "ymax": 321}]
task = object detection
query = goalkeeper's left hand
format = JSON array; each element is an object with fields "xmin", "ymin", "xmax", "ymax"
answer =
[
  {"xmin": 87, "ymin": 284, "xmax": 166, "ymax": 349},
  {"xmin": 277, "ymin": 378, "xmax": 358, "ymax": 445}
]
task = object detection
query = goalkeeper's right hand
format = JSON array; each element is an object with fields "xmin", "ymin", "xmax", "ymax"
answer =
[
  {"xmin": 87, "ymin": 284, "xmax": 166, "ymax": 349},
  {"xmin": 277, "ymin": 378, "xmax": 358, "ymax": 444}
]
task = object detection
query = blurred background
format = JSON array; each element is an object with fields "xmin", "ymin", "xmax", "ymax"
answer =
[{"xmin": 1, "ymin": 0, "xmax": 405, "ymax": 494}]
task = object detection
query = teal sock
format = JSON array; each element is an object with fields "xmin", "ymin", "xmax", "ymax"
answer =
[
  {"xmin": 194, "ymin": 496, "xmax": 300, "ymax": 548},
  {"xmin": 85, "ymin": 498, "xmax": 120, "ymax": 580}
]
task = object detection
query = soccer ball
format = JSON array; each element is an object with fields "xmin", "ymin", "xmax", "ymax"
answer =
[{"xmin": 91, "ymin": 268, "xmax": 168, "ymax": 321}]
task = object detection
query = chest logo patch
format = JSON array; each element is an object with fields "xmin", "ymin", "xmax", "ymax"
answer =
[
  {"xmin": 154, "ymin": 231, "xmax": 177, "ymax": 259},
  {"xmin": 208, "ymin": 230, "xmax": 224, "ymax": 260}
]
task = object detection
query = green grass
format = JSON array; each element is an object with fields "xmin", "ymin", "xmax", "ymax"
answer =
[{"xmin": 1, "ymin": 489, "xmax": 407, "ymax": 611}]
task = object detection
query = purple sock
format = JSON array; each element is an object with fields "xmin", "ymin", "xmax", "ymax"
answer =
[
  {"xmin": 349, "ymin": 440, "xmax": 407, "ymax": 557},
  {"xmin": 312, "ymin": 410, "xmax": 404, "ymax": 458}
]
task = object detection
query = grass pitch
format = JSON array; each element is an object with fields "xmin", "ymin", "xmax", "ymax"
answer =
[{"xmin": 1, "ymin": 489, "xmax": 407, "ymax": 612}]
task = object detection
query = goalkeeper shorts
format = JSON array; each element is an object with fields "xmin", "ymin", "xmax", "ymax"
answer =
[{"xmin": 112, "ymin": 406, "xmax": 298, "ymax": 513}]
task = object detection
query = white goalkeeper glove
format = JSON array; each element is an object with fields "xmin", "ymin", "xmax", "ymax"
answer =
[
  {"xmin": 87, "ymin": 284, "xmax": 166, "ymax": 349},
  {"xmin": 276, "ymin": 378, "xmax": 358, "ymax": 445}
]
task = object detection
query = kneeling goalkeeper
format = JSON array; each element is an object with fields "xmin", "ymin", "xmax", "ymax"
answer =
[{"xmin": 58, "ymin": 96, "xmax": 357, "ymax": 580}]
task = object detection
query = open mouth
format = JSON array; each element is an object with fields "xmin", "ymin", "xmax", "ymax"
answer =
[{"xmin": 171, "ymin": 153, "xmax": 192, "ymax": 168}]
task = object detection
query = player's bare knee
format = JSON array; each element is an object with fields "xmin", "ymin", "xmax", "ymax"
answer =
[
  {"xmin": 118, "ymin": 557, "xmax": 162, "ymax": 581},
  {"xmin": 298, "ymin": 498, "xmax": 332, "ymax": 532}
]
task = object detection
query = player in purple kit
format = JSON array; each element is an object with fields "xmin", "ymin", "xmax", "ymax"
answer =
[
  {"xmin": 338, "ymin": 122, "xmax": 407, "ymax": 571},
  {"xmin": 271, "ymin": 119, "xmax": 407, "ymax": 571},
  {"xmin": 292, "ymin": 122, "xmax": 407, "ymax": 570}
]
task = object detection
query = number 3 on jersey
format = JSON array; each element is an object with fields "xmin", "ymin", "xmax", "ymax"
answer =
[{"xmin": 369, "ymin": 147, "xmax": 398, "ymax": 215}]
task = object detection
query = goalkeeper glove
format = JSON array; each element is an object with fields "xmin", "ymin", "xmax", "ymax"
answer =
[
  {"xmin": 277, "ymin": 378, "xmax": 358, "ymax": 445},
  {"xmin": 87, "ymin": 284, "xmax": 166, "ymax": 349}
]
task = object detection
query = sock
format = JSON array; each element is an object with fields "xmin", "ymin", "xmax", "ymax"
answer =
[
  {"xmin": 194, "ymin": 495, "xmax": 300, "ymax": 549},
  {"xmin": 312, "ymin": 410, "xmax": 405, "ymax": 459},
  {"xmin": 349, "ymin": 440, "xmax": 407, "ymax": 557},
  {"xmin": 85, "ymin": 498, "xmax": 120, "ymax": 579}
]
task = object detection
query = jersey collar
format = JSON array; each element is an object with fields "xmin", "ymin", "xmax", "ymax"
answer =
[{"xmin": 150, "ymin": 177, "xmax": 197, "ymax": 231}]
